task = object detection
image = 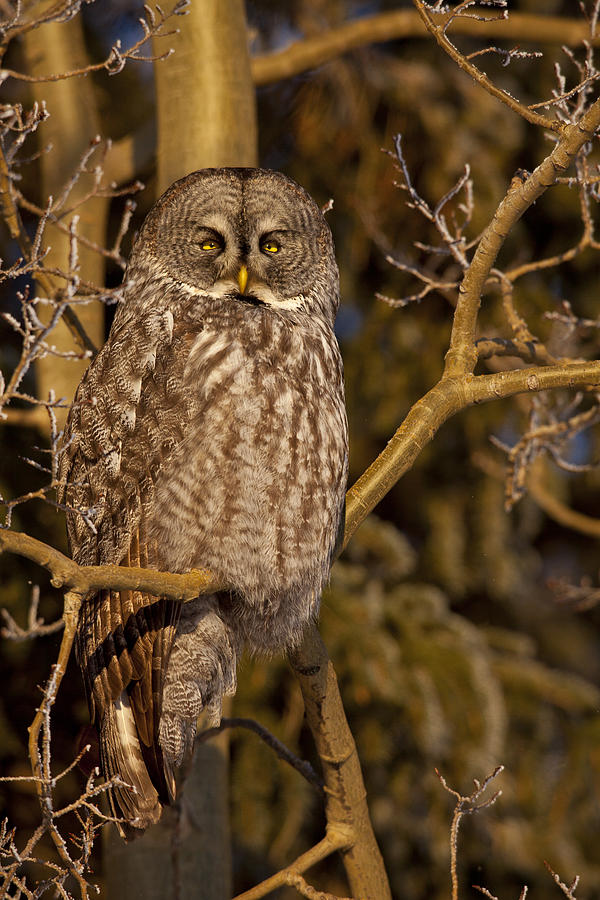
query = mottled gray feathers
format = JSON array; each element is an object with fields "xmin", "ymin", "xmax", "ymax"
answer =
[{"xmin": 59, "ymin": 167, "xmax": 348, "ymax": 836}]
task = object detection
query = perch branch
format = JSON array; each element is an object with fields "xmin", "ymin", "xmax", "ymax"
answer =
[
  {"xmin": 2, "ymin": 364, "xmax": 600, "ymax": 601},
  {"xmin": 288, "ymin": 625, "xmax": 392, "ymax": 900},
  {"xmin": 0, "ymin": 529, "xmax": 220, "ymax": 599}
]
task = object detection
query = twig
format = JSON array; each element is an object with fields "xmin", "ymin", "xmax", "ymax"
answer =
[
  {"xmin": 283, "ymin": 872, "xmax": 352, "ymax": 900},
  {"xmin": 1, "ymin": 584, "xmax": 64, "ymax": 640},
  {"xmin": 490, "ymin": 396, "xmax": 600, "ymax": 510},
  {"xmin": 544, "ymin": 861, "xmax": 580, "ymax": 898},
  {"xmin": 436, "ymin": 766, "xmax": 504, "ymax": 900},
  {"xmin": 198, "ymin": 717, "xmax": 323, "ymax": 791},
  {"xmin": 413, "ymin": 0, "xmax": 560, "ymax": 133},
  {"xmin": 0, "ymin": 2, "xmax": 191, "ymax": 83},
  {"xmin": 443, "ymin": 97, "xmax": 600, "ymax": 377}
]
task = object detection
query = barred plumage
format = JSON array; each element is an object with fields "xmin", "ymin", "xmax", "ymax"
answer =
[{"xmin": 59, "ymin": 168, "xmax": 348, "ymax": 836}]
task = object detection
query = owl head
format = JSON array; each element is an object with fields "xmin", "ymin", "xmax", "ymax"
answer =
[{"xmin": 128, "ymin": 168, "xmax": 339, "ymax": 326}]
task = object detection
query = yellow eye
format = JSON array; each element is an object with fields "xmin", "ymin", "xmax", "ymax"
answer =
[
  {"xmin": 201, "ymin": 239, "xmax": 220, "ymax": 251},
  {"xmin": 261, "ymin": 240, "xmax": 279, "ymax": 254}
]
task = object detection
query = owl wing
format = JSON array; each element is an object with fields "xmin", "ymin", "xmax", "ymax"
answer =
[{"xmin": 59, "ymin": 302, "xmax": 192, "ymax": 832}]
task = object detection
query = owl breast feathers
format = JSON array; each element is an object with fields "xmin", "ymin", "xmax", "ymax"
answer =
[{"xmin": 58, "ymin": 167, "xmax": 348, "ymax": 836}]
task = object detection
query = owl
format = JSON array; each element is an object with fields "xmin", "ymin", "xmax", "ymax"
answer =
[{"xmin": 58, "ymin": 168, "xmax": 348, "ymax": 836}]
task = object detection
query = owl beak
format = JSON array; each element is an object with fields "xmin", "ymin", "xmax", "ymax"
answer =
[{"xmin": 237, "ymin": 265, "xmax": 249, "ymax": 295}]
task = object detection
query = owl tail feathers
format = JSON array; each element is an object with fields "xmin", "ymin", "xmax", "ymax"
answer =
[{"xmin": 100, "ymin": 693, "xmax": 165, "ymax": 840}]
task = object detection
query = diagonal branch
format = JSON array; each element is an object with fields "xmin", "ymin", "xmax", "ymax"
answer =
[
  {"xmin": 412, "ymin": 0, "xmax": 560, "ymax": 132},
  {"xmin": 444, "ymin": 97, "xmax": 600, "ymax": 377},
  {"xmin": 232, "ymin": 829, "xmax": 354, "ymax": 900},
  {"xmin": 251, "ymin": 11, "xmax": 599, "ymax": 86},
  {"xmin": 198, "ymin": 717, "xmax": 323, "ymax": 791},
  {"xmin": 344, "ymin": 359, "xmax": 600, "ymax": 547}
]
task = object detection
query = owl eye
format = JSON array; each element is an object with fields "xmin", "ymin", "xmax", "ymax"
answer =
[
  {"xmin": 261, "ymin": 239, "xmax": 280, "ymax": 254},
  {"xmin": 201, "ymin": 239, "xmax": 221, "ymax": 251}
]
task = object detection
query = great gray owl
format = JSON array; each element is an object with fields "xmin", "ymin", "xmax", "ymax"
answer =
[{"xmin": 58, "ymin": 168, "xmax": 348, "ymax": 836}]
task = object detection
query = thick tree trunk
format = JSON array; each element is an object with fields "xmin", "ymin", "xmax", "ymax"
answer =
[
  {"xmin": 23, "ymin": 12, "xmax": 107, "ymax": 428},
  {"xmin": 153, "ymin": 0, "xmax": 258, "ymax": 184},
  {"xmin": 106, "ymin": 4, "xmax": 257, "ymax": 899}
]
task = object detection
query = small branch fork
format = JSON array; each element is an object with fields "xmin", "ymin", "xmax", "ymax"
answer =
[
  {"xmin": 232, "ymin": 830, "xmax": 354, "ymax": 900},
  {"xmin": 490, "ymin": 393, "xmax": 600, "ymax": 511},
  {"xmin": 436, "ymin": 765, "xmax": 504, "ymax": 900},
  {"xmin": 1, "ymin": 584, "xmax": 64, "ymax": 640},
  {"xmin": 544, "ymin": 861, "xmax": 581, "ymax": 899}
]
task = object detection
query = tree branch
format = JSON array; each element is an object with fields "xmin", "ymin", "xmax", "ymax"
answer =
[
  {"xmin": 344, "ymin": 359, "xmax": 600, "ymax": 548},
  {"xmin": 288, "ymin": 626, "xmax": 393, "ymax": 900},
  {"xmin": 232, "ymin": 829, "xmax": 354, "ymax": 900},
  {"xmin": 251, "ymin": 12, "xmax": 598, "ymax": 86},
  {"xmin": 412, "ymin": 1, "xmax": 560, "ymax": 132},
  {"xmin": 444, "ymin": 98, "xmax": 600, "ymax": 377},
  {"xmin": 0, "ymin": 529, "xmax": 219, "ymax": 599},
  {"xmin": 198, "ymin": 717, "xmax": 323, "ymax": 792}
]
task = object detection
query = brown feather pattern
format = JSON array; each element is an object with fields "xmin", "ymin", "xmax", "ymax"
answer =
[{"xmin": 58, "ymin": 168, "xmax": 348, "ymax": 835}]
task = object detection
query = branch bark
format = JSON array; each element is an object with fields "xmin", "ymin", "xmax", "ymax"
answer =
[
  {"xmin": 445, "ymin": 99, "xmax": 600, "ymax": 377},
  {"xmin": 289, "ymin": 626, "xmax": 393, "ymax": 900},
  {"xmin": 251, "ymin": 11, "xmax": 598, "ymax": 86},
  {"xmin": 0, "ymin": 529, "xmax": 218, "ymax": 599},
  {"xmin": 233, "ymin": 830, "xmax": 354, "ymax": 900}
]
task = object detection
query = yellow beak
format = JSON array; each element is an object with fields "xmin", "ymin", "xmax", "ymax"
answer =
[{"xmin": 238, "ymin": 265, "xmax": 248, "ymax": 294}]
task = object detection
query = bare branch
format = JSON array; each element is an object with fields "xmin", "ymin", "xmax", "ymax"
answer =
[
  {"xmin": 544, "ymin": 862, "xmax": 581, "ymax": 899},
  {"xmin": 199, "ymin": 717, "xmax": 323, "ymax": 792},
  {"xmin": 232, "ymin": 830, "xmax": 354, "ymax": 900},
  {"xmin": 444, "ymin": 98, "xmax": 600, "ymax": 378},
  {"xmin": 0, "ymin": 529, "xmax": 221, "ymax": 601},
  {"xmin": 436, "ymin": 766, "xmax": 504, "ymax": 900},
  {"xmin": 1, "ymin": 584, "xmax": 64, "ymax": 641},
  {"xmin": 490, "ymin": 394, "xmax": 600, "ymax": 511},
  {"xmin": 0, "ymin": 1, "xmax": 191, "ymax": 83},
  {"xmin": 251, "ymin": 11, "xmax": 599, "ymax": 86},
  {"xmin": 413, "ymin": 1, "xmax": 560, "ymax": 132}
]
